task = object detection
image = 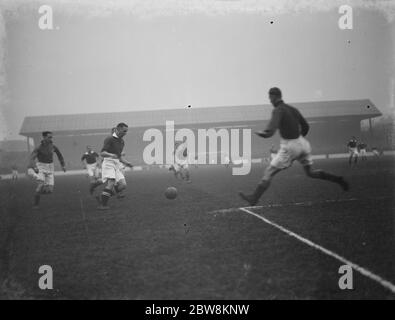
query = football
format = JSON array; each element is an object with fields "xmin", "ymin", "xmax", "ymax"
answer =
[{"xmin": 165, "ymin": 187, "xmax": 178, "ymax": 200}]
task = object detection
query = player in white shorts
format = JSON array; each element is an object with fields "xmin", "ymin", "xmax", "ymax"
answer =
[
  {"xmin": 28, "ymin": 131, "xmax": 66, "ymax": 209},
  {"xmin": 239, "ymin": 87, "xmax": 349, "ymax": 206},
  {"xmin": 97, "ymin": 123, "xmax": 133, "ymax": 210}
]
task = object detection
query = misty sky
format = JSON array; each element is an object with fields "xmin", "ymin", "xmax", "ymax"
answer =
[{"xmin": 0, "ymin": 1, "xmax": 394, "ymax": 139}]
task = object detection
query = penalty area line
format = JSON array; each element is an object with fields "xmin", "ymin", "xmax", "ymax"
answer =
[{"xmin": 239, "ymin": 207, "xmax": 395, "ymax": 295}]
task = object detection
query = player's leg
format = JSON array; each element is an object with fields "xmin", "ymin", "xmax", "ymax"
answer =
[
  {"xmin": 33, "ymin": 165, "xmax": 47, "ymax": 208},
  {"xmin": 303, "ymin": 165, "xmax": 348, "ymax": 190},
  {"xmin": 239, "ymin": 143, "xmax": 290, "ymax": 206},
  {"xmin": 239, "ymin": 165, "xmax": 282, "ymax": 206},
  {"xmin": 98, "ymin": 160, "xmax": 117, "ymax": 209},
  {"xmin": 114, "ymin": 178, "xmax": 127, "ymax": 199},
  {"xmin": 173, "ymin": 164, "xmax": 183, "ymax": 180},
  {"xmin": 114, "ymin": 165, "xmax": 127, "ymax": 199},
  {"xmin": 33, "ymin": 181, "xmax": 44, "ymax": 208},
  {"xmin": 41, "ymin": 171, "xmax": 55, "ymax": 194},
  {"xmin": 181, "ymin": 164, "xmax": 191, "ymax": 183},
  {"xmin": 348, "ymin": 150, "xmax": 353, "ymax": 166},
  {"xmin": 88, "ymin": 164, "xmax": 103, "ymax": 195},
  {"xmin": 98, "ymin": 179, "xmax": 115, "ymax": 209}
]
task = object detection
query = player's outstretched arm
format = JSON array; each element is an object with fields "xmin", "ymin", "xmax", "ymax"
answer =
[
  {"xmin": 297, "ymin": 110, "xmax": 309, "ymax": 136},
  {"xmin": 120, "ymin": 155, "xmax": 133, "ymax": 168},
  {"xmin": 256, "ymin": 108, "xmax": 281, "ymax": 138},
  {"xmin": 54, "ymin": 145, "xmax": 66, "ymax": 171},
  {"xmin": 255, "ymin": 130, "xmax": 272, "ymax": 138},
  {"xmin": 81, "ymin": 155, "xmax": 87, "ymax": 168}
]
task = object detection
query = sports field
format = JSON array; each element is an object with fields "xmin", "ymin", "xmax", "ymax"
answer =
[{"xmin": 0, "ymin": 156, "xmax": 394, "ymax": 300}]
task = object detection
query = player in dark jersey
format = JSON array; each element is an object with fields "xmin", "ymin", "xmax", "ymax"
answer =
[
  {"xmin": 28, "ymin": 131, "xmax": 66, "ymax": 209},
  {"xmin": 81, "ymin": 146, "xmax": 101, "ymax": 194},
  {"xmin": 347, "ymin": 136, "xmax": 359, "ymax": 166},
  {"xmin": 239, "ymin": 87, "xmax": 349, "ymax": 206},
  {"xmin": 97, "ymin": 123, "xmax": 133, "ymax": 210}
]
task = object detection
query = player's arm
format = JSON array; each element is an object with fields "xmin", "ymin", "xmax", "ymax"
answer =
[
  {"xmin": 120, "ymin": 154, "xmax": 133, "ymax": 168},
  {"xmin": 297, "ymin": 110, "xmax": 309, "ymax": 136},
  {"xmin": 54, "ymin": 145, "xmax": 66, "ymax": 172},
  {"xmin": 255, "ymin": 108, "xmax": 281, "ymax": 138},
  {"xmin": 81, "ymin": 154, "xmax": 87, "ymax": 167}
]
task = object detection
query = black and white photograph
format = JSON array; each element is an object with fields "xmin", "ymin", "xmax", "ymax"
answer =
[{"xmin": 0, "ymin": 0, "xmax": 394, "ymax": 303}]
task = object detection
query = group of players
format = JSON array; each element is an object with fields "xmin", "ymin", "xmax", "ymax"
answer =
[
  {"xmin": 347, "ymin": 136, "xmax": 382, "ymax": 166},
  {"xmin": 26, "ymin": 124, "xmax": 192, "ymax": 210},
  {"xmin": 25, "ymin": 87, "xmax": 386, "ymax": 209},
  {"xmin": 27, "ymin": 125, "xmax": 133, "ymax": 210}
]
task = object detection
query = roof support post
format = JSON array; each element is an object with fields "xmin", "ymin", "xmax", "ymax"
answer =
[{"xmin": 26, "ymin": 137, "xmax": 31, "ymax": 153}]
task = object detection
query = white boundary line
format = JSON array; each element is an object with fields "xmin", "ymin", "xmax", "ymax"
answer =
[{"xmin": 238, "ymin": 207, "xmax": 395, "ymax": 295}]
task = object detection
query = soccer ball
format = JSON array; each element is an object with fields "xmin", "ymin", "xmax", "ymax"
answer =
[{"xmin": 165, "ymin": 187, "xmax": 177, "ymax": 200}]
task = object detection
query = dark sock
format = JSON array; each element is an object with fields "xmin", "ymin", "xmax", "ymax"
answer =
[
  {"xmin": 313, "ymin": 170, "xmax": 341, "ymax": 183},
  {"xmin": 114, "ymin": 185, "xmax": 122, "ymax": 194},
  {"xmin": 101, "ymin": 188, "xmax": 113, "ymax": 206},
  {"xmin": 91, "ymin": 180, "xmax": 102, "ymax": 188}
]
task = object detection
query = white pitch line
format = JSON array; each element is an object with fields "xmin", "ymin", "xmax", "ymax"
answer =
[{"xmin": 239, "ymin": 207, "xmax": 395, "ymax": 295}]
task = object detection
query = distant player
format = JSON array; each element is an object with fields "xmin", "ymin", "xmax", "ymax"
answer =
[
  {"xmin": 239, "ymin": 87, "xmax": 348, "ymax": 206},
  {"xmin": 11, "ymin": 164, "xmax": 18, "ymax": 180},
  {"xmin": 97, "ymin": 123, "xmax": 133, "ymax": 210},
  {"xmin": 81, "ymin": 146, "xmax": 102, "ymax": 194},
  {"xmin": 223, "ymin": 153, "xmax": 231, "ymax": 168},
  {"xmin": 171, "ymin": 139, "xmax": 191, "ymax": 183},
  {"xmin": 357, "ymin": 142, "xmax": 367, "ymax": 161},
  {"xmin": 347, "ymin": 136, "xmax": 359, "ymax": 166},
  {"xmin": 28, "ymin": 131, "xmax": 66, "ymax": 209},
  {"xmin": 371, "ymin": 146, "xmax": 381, "ymax": 157}
]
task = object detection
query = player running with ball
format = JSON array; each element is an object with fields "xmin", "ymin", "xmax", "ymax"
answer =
[
  {"xmin": 28, "ymin": 131, "xmax": 66, "ymax": 209},
  {"xmin": 97, "ymin": 123, "xmax": 133, "ymax": 210},
  {"xmin": 239, "ymin": 87, "xmax": 349, "ymax": 207}
]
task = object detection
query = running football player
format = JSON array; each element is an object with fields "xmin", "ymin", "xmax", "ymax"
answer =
[
  {"xmin": 97, "ymin": 123, "xmax": 133, "ymax": 210},
  {"xmin": 239, "ymin": 88, "xmax": 349, "ymax": 206},
  {"xmin": 347, "ymin": 136, "xmax": 359, "ymax": 166},
  {"xmin": 28, "ymin": 131, "xmax": 66, "ymax": 209}
]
